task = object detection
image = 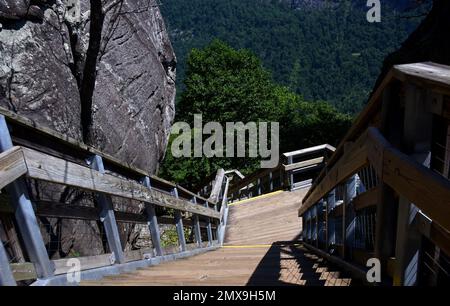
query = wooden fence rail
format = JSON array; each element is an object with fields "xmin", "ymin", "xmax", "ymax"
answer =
[{"xmin": 0, "ymin": 109, "xmax": 230, "ymax": 286}]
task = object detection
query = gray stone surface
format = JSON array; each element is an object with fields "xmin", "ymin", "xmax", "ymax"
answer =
[
  {"xmin": 89, "ymin": 0, "xmax": 176, "ymax": 174},
  {"xmin": 0, "ymin": 0, "xmax": 176, "ymax": 173},
  {"xmin": 0, "ymin": 8, "xmax": 82, "ymax": 140}
]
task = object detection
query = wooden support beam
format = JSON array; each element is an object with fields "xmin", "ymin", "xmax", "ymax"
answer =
[
  {"xmin": 89, "ymin": 155, "xmax": 125, "ymax": 264},
  {"xmin": 142, "ymin": 176, "xmax": 163, "ymax": 257},
  {"xmin": 394, "ymin": 83, "xmax": 432, "ymax": 286},
  {"xmin": 0, "ymin": 115, "xmax": 54, "ymax": 279},
  {"xmin": 344, "ymin": 176, "xmax": 357, "ymax": 261},
  {"xmin": 353, "ymin": 186, "xmax": 379, "ymax": 211}
]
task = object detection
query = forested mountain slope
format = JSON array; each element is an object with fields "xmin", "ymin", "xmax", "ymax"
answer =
[{"xmin": 160, "ymin": 0, "xmax": 430, "ymax": 113}]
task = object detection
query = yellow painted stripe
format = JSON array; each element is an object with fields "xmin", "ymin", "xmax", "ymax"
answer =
[{"xmin": 228, "ymin": 190, "xmax": 284, "ymax": 206}]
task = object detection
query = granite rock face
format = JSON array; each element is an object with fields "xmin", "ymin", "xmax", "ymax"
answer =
[
  {"xmin": 89, "ymin": 0, "xmax": 176, "ymax": 173},
  {"xmin": 0, "ymin": 8, "xmax": 82, "ymax": 140},
  {"xmin": 0, "ymin": 0, "xmax": 176, "ymax": 174}
]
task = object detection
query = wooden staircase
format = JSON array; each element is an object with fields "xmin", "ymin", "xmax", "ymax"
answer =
[{"xmin": 82, "ymin": 189, "xmax": 353, "ymax": 286}]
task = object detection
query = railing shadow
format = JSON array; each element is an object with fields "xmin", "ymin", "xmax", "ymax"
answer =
[{"xmin": 246, "ymin": 237, "xmax": 355, "ymax": 286}]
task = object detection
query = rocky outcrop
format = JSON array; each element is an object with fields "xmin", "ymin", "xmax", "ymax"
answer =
[
  {"xmin": 0, "ymin": 0, "xmax": 176, "ymax": 259},
  {"xmin": 0, "ymin": 0, "xmax": 176, "ymax": 174},
  {"xmin": 89, "ymin": 0, "xmax": 176, "ymax": 173}
]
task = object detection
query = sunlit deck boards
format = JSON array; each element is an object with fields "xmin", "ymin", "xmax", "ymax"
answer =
[{"xmin": 82, "ymin": 189, "xmax": 352, "ymax": 286}]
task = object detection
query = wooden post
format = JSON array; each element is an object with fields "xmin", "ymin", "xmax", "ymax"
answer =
[
  {"xmin": 344, "ymin": 175, "xmax": 357, "ymax": 260},
  {"xmin": 0, "ymin": 115, "xmax": 54, "ymax": 278},
  {"xmin": 288, "ymin": 156, "xmax": 294, "ymax": 190},
  {"xmin": 0, "ymin": 240, "xmax": 16, "ymax": 286},
  {"xmin": 315, "ymin": 205, "xmax": 319, "ymax": 248},
  {"xmin": 142, "ymin": 177, "xmax": 163, "ymax": 256},
  {"xmin": 394, "ymin": 83, "xmax": 432, "ymax": 286},
  {"xmin": 89, "ymin": 155, "xmax": 125, "ymax": 264},
  {"xmin": 204, "ymin": 202, "xmax": 213, "ymax": 246},
  {"xmin": 269, "ymin": 172, "xmax": 273, "ymax": 192},
  {"xmin": 327, "ymin": 190, "xmax": 336, "ymax": 248},
  {"xmin": 172, "ymin": 188, "xmax": 187, "ymax": 252},
  {"xmin": 324, "ymin": 199, "xmax": 328, "ymax": 250},
  {"xmin": 191, "ymin": 197, "xmax": 202, "ymax": 248},
  {"xmin": 374, "ymin": 84, "xmax": 400, "ymax": 277}
]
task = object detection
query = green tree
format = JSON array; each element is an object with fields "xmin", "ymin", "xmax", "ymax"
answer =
[{"xmin": 159, "ymin": 41, "xmax": 352, "ymax": 188}]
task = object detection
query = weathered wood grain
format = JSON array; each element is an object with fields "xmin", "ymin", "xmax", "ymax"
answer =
[
  {"xmin": 21, "ymin": 148, "xmax": 219, "ymax": 219},
  {"xmin": 0, "ymin": 146, "xmax": 27, "ymax": 190}
]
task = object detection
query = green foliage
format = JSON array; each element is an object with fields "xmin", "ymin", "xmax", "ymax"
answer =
[
  {"xmin": 159, "ymin": 41, "xmax": 352, "ymax": 188},
  {"xmin": 160, "ymin": 0, "xmax": 428, "ymax": 113}
]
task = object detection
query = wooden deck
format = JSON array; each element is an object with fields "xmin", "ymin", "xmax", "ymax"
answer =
[{"xmin": 82, "ymin": 189, "xmax": 353, "ymax": 286}]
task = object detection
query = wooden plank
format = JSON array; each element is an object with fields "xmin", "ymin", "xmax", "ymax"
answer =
[
  {"xmin": 283, "ymin": 157, "xmax": 324, "ymax": 172},
  {"xmin": 10, "ymin": 262, "xmax": 37, "ymax": 281},
  {"xmin": 53, "ymin": 253, "xmax": 115, "ymax": 275},
  {"xmin": 393, "ymin": 62, "xmax": 450, "ymax": 96},
  {"xmin": 283, "ymin": 144, "xmax": 335, "ymax": 158},
  {"xmin": 383, "ymin": 146, "xmax": 450, "ymax": 232},
  {"xmin": 124, "ymin": 249, "xmax": 152, "ymax": 263},
  {"xmin": 0, "ymin": 146, "xmax": 27, "ymax": 190},
  {"xmin": 352, "ymin": 187, "xmax": 379, "ymax": 211},
  {"xmin": 22, "ymin": 148, "xmax": 220, "ymax": 219}
]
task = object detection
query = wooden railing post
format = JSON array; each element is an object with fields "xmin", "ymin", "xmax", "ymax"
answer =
[
  {"xmin": 394, "ymin": 83, "xmax": 433, "ymax": 286},
  {"xmin": 269, "ymin": 171, "xmax": 273, "ymax": 192},
  {"xmin": 288, "ymin": 156, "xmax": 294, "ymax": 190},
  {"xmin": 204, "ymin": 201, "xmax": 214, "ymax": 246},
  {"xmin": 192, "ymin": 197, "xmax": 202, "ymax": 248},
  {"xmin": 344, "ymin": 175, "xmax": 357, "ymax": 260},
  {"xmin": 327, "ymin": 190, "xmax": 336, "ymax": 248},
  {"xmin": 0, "ymin": 115, "xmax": 55, "ymax": 278},
  {"xmin": 0, "ymin": 239, "xmax": 16, "ymax": 286},
  {"xmin": 172, "ymin": 188, "xmax": 187, "ymax": 252},
  {"xmin": 142, "ymin": 176, "xmax": 163, "ymax": 256},
  {"xmin": 89, "ymin": 155, "xmax": 125, "ymax": 264}
]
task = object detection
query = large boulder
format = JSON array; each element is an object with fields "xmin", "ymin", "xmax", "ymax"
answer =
[
  {"xmin": 89, "ymin": 0, "xmax": 176, "ymax": 173},
  {"xmin": 0, "ymin": 0, "xmax": 176, "ymax": 173},
  {"xmin": 0, "ymin": 8, "xmax": 82, "ymax": 140}
]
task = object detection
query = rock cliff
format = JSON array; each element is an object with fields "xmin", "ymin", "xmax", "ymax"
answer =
[{"xmin": 0, "ymin": 0, "xmax": 176, "ymax": 174}]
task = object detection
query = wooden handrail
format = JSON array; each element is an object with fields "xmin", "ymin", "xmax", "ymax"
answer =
[
  {"xmin": 302, "ymin": 62, "xmax": 450, "ymax": 206},
  {"xmin": 300, "ymin": 126, "xmax": 450, "ymax": 233}
]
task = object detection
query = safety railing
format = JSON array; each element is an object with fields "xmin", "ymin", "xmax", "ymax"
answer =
[
  {"xmin": 227, "ymin": 145, "xmax": 333, "ymax": 202},
  {"xmin": 299, "ymin": 62, "xmax": 450, "ymax": 286},
  {"xmin": 0, "ymin": 107, "xmax": 225, "ymax": 286}
]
